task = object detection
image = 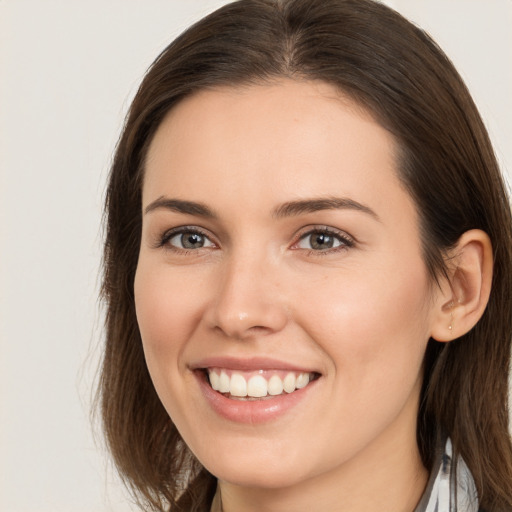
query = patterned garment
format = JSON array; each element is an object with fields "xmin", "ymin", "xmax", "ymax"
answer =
[
  {"xmin": 415, "ymin": 438, "xmax": 479, "ymax": 512},
  {"xmin": 210, "ymin": 438, "xmax": 480, "ymax": 512}
]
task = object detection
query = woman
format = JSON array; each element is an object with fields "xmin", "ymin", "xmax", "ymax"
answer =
[{"xmin": 98, "ymin": 0, "xmax": 512, "ymax": 510}]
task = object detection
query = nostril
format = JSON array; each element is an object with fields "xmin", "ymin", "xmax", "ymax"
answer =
[
  {"xmin": 247, "ymin": 325, "xmax": 272, "ymax": 334},
  {"xmin": 213, "ymin": 324, "xmax": 271, "ymax": 340}
]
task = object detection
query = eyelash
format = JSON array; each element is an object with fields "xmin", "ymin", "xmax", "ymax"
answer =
[
  {"xmin": 292, "ymin": 226, "xmax": 355, "ymax": 256},
  {"xmin": 157, "ymin": 226, "xmax": 215, "ymax": 255},
  {"xmin": 156, "ymin": 225, "xmax": 355, "ymax": 256}
]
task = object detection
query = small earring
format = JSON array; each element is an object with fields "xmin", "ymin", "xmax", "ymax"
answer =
[{"xmin": 448, "ymin": 300, "xmax": 456, "ymax": 331}]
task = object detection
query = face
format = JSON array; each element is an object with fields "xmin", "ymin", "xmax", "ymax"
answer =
[{"xmin": 135, "ymin": 80, "xmax": 440, "ymax": 489}]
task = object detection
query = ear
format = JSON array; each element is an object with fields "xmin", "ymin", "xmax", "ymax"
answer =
[{"xmin": 430, "ymin": 229, "xmax": 493, "ymax": 342}]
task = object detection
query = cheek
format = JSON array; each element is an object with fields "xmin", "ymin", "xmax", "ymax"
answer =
[
  {"xmin": 296, "ymin": 259, "xmax": 432, "ymax": 390},
  {"xmin": 134, "ymin": 263, "xmax": 203, "ymax": 370},
  {"xmin": 133, "ymin": 262, "xmax": 211, "ymax": 434},
  {"xmin": 285, "ymin": 261, "xmax": 431, "ymax": 466}
]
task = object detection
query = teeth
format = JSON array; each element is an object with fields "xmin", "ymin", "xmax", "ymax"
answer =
[
  {"xmin": 296, "ymin": 372, "xmax": 310, "ymax": 389},
  {"xmin": 283, "ymin": 372, "xmax": 296, "ymax": 393},
  {"xmin": 267, "ymin": 375, "xmax": 284, "ymax": 396},
  {"xmin": 209, "ymin": 371, "xmax": 220, "ymax": 391},
  {"xmin": 207, "ymin": 369, "xmax": 314, "ymax": 398},
  {"xmin": 219, "ymin": 370, "xmax": 230, "ymax": 393},
  {"xmin": 247, "ymin": 375, "xmax": 268, "ymax": 397},
  {"xmin": 230, "ymin": 373, "xmax": 247, "ymax": 397}
]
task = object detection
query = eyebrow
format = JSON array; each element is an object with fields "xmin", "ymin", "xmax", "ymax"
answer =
[
  {"xmin": 272, "ymin": 197, "xmax": 380, "ymax": 221},
  {"xmin": 144, "ymin": 197, "xmax": 216, "ymax": 217},
  {"xmin": 144, "ymin": 195, "xmax": 379, "ymax": 221}
]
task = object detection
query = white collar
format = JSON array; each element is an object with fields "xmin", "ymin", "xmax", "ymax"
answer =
[{"xmin": 415, "ymin": 438, "xmax": 479, "ymax": 512}]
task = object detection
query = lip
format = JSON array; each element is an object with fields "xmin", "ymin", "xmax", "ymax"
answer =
[
  {"xmin": 192, "ymin": 358, "xmax": 320, "ymax": 424},
  {"xmin": 189, "ymin": 356, "xmax": 319, "ymax": 373}
]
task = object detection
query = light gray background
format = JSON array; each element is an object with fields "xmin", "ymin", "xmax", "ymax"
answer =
[{"xmin": 1, "ymin": 1, "xmax": 511, "ymax": 511}]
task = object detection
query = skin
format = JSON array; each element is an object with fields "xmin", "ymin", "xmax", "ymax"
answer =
[{"xmin": 134, "ymin": 79, "xmax": 454, "ymax": 512}]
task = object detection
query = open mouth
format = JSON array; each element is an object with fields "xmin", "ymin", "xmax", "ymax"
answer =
[{"xmin": 204, "ymin": 368, "xmax": 321, "ymax": 400}]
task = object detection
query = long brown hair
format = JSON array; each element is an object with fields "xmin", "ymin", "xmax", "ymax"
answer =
[{"xmin": 98, "ymin": 0, "xmax": 512, "ymax": 510}]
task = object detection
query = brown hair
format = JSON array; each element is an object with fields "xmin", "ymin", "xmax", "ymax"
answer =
[{"xmin": 98, "ymin": 0, "xmax": 512, "ymax": 510}]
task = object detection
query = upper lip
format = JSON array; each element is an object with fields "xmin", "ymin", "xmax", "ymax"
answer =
[{"xmin": 189, "ymin": 356, "xmax": 320, "ymax": 374}]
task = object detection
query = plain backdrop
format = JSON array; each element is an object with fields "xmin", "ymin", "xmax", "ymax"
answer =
[{"xmin": 1, "ymin": 1, "xmax": 511, "ymax": 511}]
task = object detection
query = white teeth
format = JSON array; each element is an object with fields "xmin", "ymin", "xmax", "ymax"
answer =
[
  {"xmin": 219, "ymin": 370, "xmax": 230, "ymax": 393},
  {"xmin": 209, "ymin": 371, "xmax": 220, "ymax": 391},
  {"xmin": 283, "ymin": 372, "xmax": 296, "ymax": 393},
  {"xmin": 230, "ymin": 373, "xmax": 247, "ymax": 397},
  {"xmin": 296, "ymin": 372, "xmax": 310, "ymax": 389},
  {"xmin": 247, "ymin": 375, "xmax": 268, "ymax": 397},
  {"xmin": 267, "ymin": 375, "xmax": 284, "ymax": 395},
  {"xmin": 207, "ymin": 369, "xmax": 315, "ymax": 398}
]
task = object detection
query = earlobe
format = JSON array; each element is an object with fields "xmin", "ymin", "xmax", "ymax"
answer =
[{"xmin": 430, "ymin": 229, "xmax": 493, "ymax": 342}]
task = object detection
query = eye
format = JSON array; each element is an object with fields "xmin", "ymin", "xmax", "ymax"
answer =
[
  {"xmin": 162, "ymin": 228, "xmax": 215, "ymax": 251},
  {"xmin": 295, "ymin": 228, "xmax": 354, "ymax": 252}
]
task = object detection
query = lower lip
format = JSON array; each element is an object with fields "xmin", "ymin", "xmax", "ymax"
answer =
[{"xmin": 195, "ymin": 371, "xmax": 318, "ymax": 424}]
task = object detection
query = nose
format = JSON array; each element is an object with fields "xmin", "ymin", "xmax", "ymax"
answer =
[{"xmin": 204, "ymin": 251, "xmax": 288, "ymax": 340}]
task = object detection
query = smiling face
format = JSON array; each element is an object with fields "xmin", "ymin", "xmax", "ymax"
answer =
[{"xmin": 134, "ymin": 80, "xmax": 440, "ymax": 497}]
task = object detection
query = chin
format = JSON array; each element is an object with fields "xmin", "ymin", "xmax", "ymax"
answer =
[
  {"xmin": 186, "ymin": 436, "xmax": 312, "ymax": 489},
  {"xmin": 206, "ymin": 459, "xmax": 310, "ymax": 490}
]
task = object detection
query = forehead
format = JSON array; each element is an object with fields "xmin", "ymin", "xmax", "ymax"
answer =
[{"xmin": 143, "ymin": 79, "xmax": 412, "ymax": 223}]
